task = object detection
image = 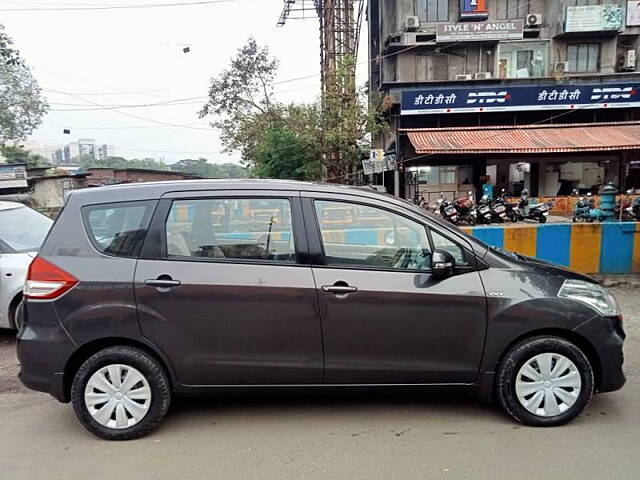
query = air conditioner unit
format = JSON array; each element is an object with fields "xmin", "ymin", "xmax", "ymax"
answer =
[
  {"xmin": 456, "ymin": 74, "xmax": 473, "ymax": 81},
  {"xmin": 526, "ymin": 13, "xmax": 542, "ymax": 28},
  {"xmin": 474, "ymin": 72, "xmax": 492, "ymax": 80},
  {"xmin": 619, "ymin": 50, "xmax": 637, "ymax": 71},
  {"xmin": 405, "ymin": 16, "xmax": 420, "ymax": 31},
  {"xmin": 554, "ymin": 62, "xmax": 567, "ymax": 76}
]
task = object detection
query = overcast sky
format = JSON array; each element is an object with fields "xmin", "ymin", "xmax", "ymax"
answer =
[{"xmin": 1, "ymin": 0, "xmax": 368, "ymax": 164}]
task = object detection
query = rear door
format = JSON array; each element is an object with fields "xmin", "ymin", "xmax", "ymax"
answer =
[
  {"xmin": 303, "ymin": 193, "xmax": 488, "ymax": 384},
  {"xmin": 135, "ymin": 190, "xmax": 324, "ymax": 386}
]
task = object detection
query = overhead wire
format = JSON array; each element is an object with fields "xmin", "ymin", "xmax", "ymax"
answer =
[{"xmin": 0, "ymin": 0, "xmax": 242, "ymax": 12}]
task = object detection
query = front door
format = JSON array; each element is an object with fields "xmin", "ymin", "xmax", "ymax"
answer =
[
  {"xmin": 135, "ymin": 192, "xmax": 324, "ymax": 386},
  {"xmin": 304, "ymin": 195, "xmax": 487, "ymax": 384}
]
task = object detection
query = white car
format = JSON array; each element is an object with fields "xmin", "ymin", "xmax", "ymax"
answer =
[{"xmin": 0, "ymin": 201, "xmax": 53, "ymax": 329}]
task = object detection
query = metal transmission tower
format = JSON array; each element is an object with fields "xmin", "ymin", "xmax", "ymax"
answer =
[
  {"xmin": 278, "ymin": 0, "xmax": 364, "ymax": 98},
  {"xmin": 278, "ymin": 0, "xmax": 365, "ymax": 180}
]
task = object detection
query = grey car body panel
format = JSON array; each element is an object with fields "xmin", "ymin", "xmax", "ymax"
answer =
[
  {"xmin": 299, "ymin": 190, "xmax": 487, "ymax": 384},
  {"xmin": 17, "ymin": 179, "xmax": 625, "ymax": 404}
]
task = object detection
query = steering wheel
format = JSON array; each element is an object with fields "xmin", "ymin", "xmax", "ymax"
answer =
[{"xmin": 390, "ymin": 247, "xmax": 411, "ymax": 269}]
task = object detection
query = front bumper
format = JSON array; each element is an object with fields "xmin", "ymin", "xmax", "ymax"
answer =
[
  {"xmin": 574, "ymin": 316, "xmax": 626, "ymax": 393},
  {"xmin": 16, "ymin": 302, "xmax": 76, "ymax": 403}
]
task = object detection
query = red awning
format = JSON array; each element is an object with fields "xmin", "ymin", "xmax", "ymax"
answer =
[{"xmin": 402, "ymin": 121, "xmax": 640, "ymax": 155}]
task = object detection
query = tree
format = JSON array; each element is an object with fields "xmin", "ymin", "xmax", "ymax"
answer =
[
  {"xmin": 254, "ymin": 127, "xmax": 321, "ymax": 180},
  {"xmin": 199, "ymin": 38, "xmax": 280, "ymax": 164},
  {"xmin": 0, "ymin": 144, "xmax": 47, "ymax": 166},
  {"xmin": 170, "ymin": 158, "xmax": 250, "ymax": 178},
  {"xmin": 0, "ymin": 24, "xmax": 48, "ymax": 144},
  {"xmin": 199, "ymin": 38, "xmax": 387, "ymax": 183}
]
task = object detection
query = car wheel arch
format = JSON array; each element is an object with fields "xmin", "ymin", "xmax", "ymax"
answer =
[
  {"xmin": 492, "ymin": 328, "xmax": 602, "ymax": 393},
  {"xmin": 62, "ymin": 337, "xmax": 175, "ymax": 403},
  {"xmin": 8, "ymin": 293, "xmax": 23, "ymax": 330}
]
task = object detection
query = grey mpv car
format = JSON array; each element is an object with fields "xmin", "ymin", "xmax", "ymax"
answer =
[{"xmin": 18, "ymin": 180, "xmax": 625, "ymax": 440}]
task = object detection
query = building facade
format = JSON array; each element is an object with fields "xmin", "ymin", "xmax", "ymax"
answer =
[
  {"xmin": 369, "ymin": 0, "xmax": 640, "ymax": 202},
  {"xmin": 55, "ymin": 139, "xmax": 115, "ymax": 164}
]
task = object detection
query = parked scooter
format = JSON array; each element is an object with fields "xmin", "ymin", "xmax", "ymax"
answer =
[
  {"xmin": 516, "ymin": 190, "xmax": 551, "ymax": 223},
  {"xmin": 438, "ymin": 194, "xmax": 459, "ymax": 224},
  {"xmin": 490, "ymin": 190, "xmax": 510, "ymax": 223},
  {"xmin": 474, "ymin": 195, "xmax": 494, "ymax": 225},
  {"xmin": 572, "ymin": 189, "xmax": 595, "ymax": 222},
  {"xmin": 454, "ymin": 191, "xmax": 476, "ymax": 226}
]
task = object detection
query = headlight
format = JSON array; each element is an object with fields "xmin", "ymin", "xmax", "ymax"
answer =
[{"xmin": 558, "ymin": 279, "xmax": 620, "ymax": 316}]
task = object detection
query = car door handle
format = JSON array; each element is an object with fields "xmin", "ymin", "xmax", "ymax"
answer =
[
  {"xmin": 145, "ymin": 278, "xmax": 181, "ymax": 288},
  {"xmin": 321, "ymin": 285, "xmax": 358, "ymax": 295}
]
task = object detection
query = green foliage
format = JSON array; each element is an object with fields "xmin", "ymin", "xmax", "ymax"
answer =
[
  {"xmin": 75, "ymin": 154, "xmax": 249, "ymax": 179},
  {"xmin": 0, "ymin": 24, "xmax": 48, "ymax": 144},
  {"xmin": 0, "ymin": 145, "xmax": 47, "ymax": 166},
  {"xmin": 254, "ymin": 127, "xmax": 321, "ymax": 180},
  {"xmin": 199, "ymin": 37, "xmax": 279, "ymax": 163},
  {"xmin": 170, "ymin": 158, "xmax": 250, "ymax": 178},
  {"xmin": 77, "ymin": 155, "xmax": 170, "ymax": 171},
  {"xmin": 199, "ymin": 39, "xmax": 388, "ymax": 183}
]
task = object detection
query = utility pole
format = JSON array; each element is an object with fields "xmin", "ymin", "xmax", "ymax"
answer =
[{"xmin": 278, "ymin": 0, "xmax": 365, "ymax": 181}]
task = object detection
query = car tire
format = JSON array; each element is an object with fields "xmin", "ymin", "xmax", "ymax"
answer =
[
  {"xmin": 71, "ymin": 346, "xmax": 171, "ymax": 440},
  {"xmin": 10, "ymin": 300, "xmax": 24, "ymax": 331},
  {"xmin": 496, "ymin": 336, "xmax": 594, "ymax": 427}
]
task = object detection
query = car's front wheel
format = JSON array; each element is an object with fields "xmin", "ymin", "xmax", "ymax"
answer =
[
  {"xmin": 71, "ymin": 346, "xmax": 171, "ymax": 440},
  {"xmin": 496, "ymin": 336, "xmax": 594, "ymax": 427}
]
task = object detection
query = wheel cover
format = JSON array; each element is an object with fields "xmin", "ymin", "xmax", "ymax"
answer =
[
  {"xmin": 84, "ymin": 364, "xmax": 152, "ymax": 429},
  {"xmin": 515, "ymin": 353, "xmax": 582, "ymax": 417}
]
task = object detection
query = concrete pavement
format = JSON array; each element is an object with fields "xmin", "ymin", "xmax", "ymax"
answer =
[{"xmin": 0, "ymin": 285, "xmax": 637, "ymax": 480}]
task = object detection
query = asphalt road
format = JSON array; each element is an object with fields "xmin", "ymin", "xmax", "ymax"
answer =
[{"xmin": 0, "ymin": 286, "xmax": 638, "ymax": 480}]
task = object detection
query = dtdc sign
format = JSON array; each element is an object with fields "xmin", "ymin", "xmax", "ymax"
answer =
[{"xmin": 401, "ymin": 83, "xmax": 640, "ymax": 115}]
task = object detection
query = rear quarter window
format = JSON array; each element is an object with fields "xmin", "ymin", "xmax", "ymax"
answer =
[{"xmin": 82, "ymin": 201, "xmax": 155, "ymax": 258}]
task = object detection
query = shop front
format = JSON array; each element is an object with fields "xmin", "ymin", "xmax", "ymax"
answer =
[{"xmin": 393, "ymin": 79, "xmax": 640, "ymax": 203}]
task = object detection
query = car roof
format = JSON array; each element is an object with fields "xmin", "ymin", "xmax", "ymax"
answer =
[
  {"xmin": 67, "ymin": 179, "xmax": 391, "ymax": 204},
  {"xmin": 0, "ymin": 201, "xmax": 27, "ymax": 211}
]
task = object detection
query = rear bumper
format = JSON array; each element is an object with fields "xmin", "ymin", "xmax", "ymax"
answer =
[
  {"xmin": 16, "ymin": 303, "xmax": 76, "ymax": 403},
  {"xmin": 574, "ymin": 316, "xmax": 626, "ymax": 393}
]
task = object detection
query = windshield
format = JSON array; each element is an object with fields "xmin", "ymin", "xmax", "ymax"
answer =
[{"xmin": 0, "ymin": 206, "xmax": 53, "ymax": 253}]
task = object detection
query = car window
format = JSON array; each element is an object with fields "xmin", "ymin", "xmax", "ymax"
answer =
[
  {"xmin": 0, "ymin": 206, "xmax": 52, "ymax": 253},
  {"xmin": 165, "ymin": 198, "xmax": 296, "ymax": 263},
  {"xmin": 314, "ymin": 200, "xmax": 431, "ymax": 271},
  {"xmin": 430, "ymin": 229, "xmax": 467, "ymax": 265},
  {"xmin": 84, "ymin": 201, "xmax": 154, "ymax": 258}
]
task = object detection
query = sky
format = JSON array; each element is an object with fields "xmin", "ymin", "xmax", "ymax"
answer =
[{"xmin": 0, "ymin": 0, "xmax": 369, "ymax": 164}]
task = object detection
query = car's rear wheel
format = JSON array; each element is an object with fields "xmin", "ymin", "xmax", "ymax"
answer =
[
  {"xmin": 496, "ymin": 336, "xmax": 594, "ymax": 427},
  {"xmin": 71, "ymin": 346, "xmax": 171, "ymax": 440}
]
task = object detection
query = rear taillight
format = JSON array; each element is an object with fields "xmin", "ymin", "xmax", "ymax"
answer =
[{"xmin": 24, "ymin": 257, "xmax": 78, "ymax": 300}]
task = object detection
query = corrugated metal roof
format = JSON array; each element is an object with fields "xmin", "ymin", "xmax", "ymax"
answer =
[{"xmin": 401, "ymin": 121, "xmax": 640, "ymax": 155}]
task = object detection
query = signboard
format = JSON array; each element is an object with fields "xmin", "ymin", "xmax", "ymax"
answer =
[
  {"xmin": 437, "ymin": 20, "xmax": 524, "ymax": 42},
  {"xmin": 370, "ymin": 149, "xmax": 384, "ymax": 174},
  {"xmin": 459, "ymin": 0, "xmax": 488, "ymax": 21},
  {"xmin": 0, "ymin": 164, "xmax": 28, "ymax": 189},
  {"xmin": 565, "ymin": 4, "xmax": 623, "ymax": 33},
  {"xmin": 627, "ymin": 0, "xmax": 640, "ymax": 26},
  {"xmin": 401, "ymin": 82, "xmax": 640, "ymax": 115},
  {"xmin": 362, "ymin": 158, "xmax": 374, "ymax": 176}
]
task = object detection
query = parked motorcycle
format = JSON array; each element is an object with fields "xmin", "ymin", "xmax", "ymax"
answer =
[
  {"xmin": 454, "ymin": 191, "xmax": 476, "ymax": 226},
  {"xmin": 438, "ymin": 194, "xmax": 459, "ymax": 224},
  {"xmin": 474, "ymin": 195, "xmax": 494, "ymax": 225},
  {"xmin": 516, "ymin": 190, "xmax": 551, "ymax": 223},
  {"xmin": 616, "ymin": 189, "xmax": 637, "ymax": 222},
  {"xmin": 632, "ymin": 194, "xmax": 640, "ymax": 220}
]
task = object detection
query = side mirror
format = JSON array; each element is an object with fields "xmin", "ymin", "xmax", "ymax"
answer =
[{"xmin": 432, "ymin": 249, "xmax": 455, "ymax": 277}]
